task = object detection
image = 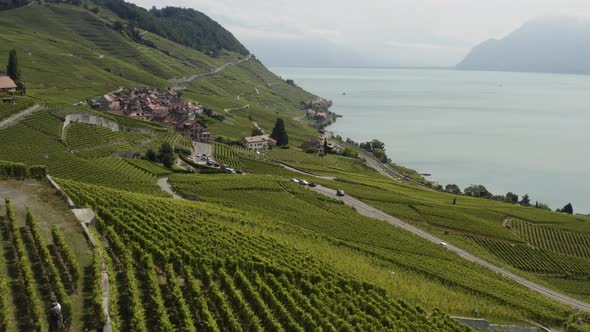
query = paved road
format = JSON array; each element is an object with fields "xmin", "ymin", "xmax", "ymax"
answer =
[
  {"xmin": 170, "ymin": 54, "xmax": 253, "ymax": 84},
  {"xmin": 193, "ymin": 141, "xmax": 212, "ymax": 159},
  {"xmin": 0, "ymin": 104, "xmax": 44, "ymax": 129},
  {"xmin": 310, "ymin": 184, "xmax": 590, "ymax": 313}
]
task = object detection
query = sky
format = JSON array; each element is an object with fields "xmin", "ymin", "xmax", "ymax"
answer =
[{"xmin": 130, "ymin": 0, "xmax": 590, "ymax": 67}]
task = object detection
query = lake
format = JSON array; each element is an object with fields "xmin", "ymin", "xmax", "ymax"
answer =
[{"xmin": 272, "ymin": 67, "xmax": 590, "ymax": 214}]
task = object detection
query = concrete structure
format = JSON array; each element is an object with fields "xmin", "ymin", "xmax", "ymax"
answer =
[{"xmin": 241, "ymin": 134, "xmax": 276, "ymax": 152}]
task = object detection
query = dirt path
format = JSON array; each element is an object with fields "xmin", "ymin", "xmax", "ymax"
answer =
[
  {"xmin": 157, "ymin": 177, "xmax": 184, "ymax": 200},
  {"xmin": 169, "ymin": 54, "xmax": 252, "ymax": 85}
]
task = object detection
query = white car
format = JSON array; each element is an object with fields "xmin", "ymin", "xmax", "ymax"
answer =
[
  {"xmin": 299, "ymin": 180, "xmax": 309, "ymax": 185},
  {"xmin": 439, "ymin": 242, "xmax": 448, "ymax": 247},
  {"xmin": 289, "ymin": 178, "xmax": 300, "ymax": 183}
]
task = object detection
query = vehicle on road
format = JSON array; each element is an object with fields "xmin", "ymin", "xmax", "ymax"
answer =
[
  {"xmin": 336, "ymin": 190, "xmax": 345, "ymax": 197},
  {"xmin": 308, "ymin": 182, "xmax": 317, "ymax": 187},
  {"xmin": 236, "ymin": 170, "xmax": 244, "ymax": 175},
  {"xmin": 214, "ymin": 163, "xmax": 220, "ymax": 168},
  {"xmin": 289, "ymin": 178, "xmax": 300, "ymax": 183},
  {"xmin": 299, "ymin": 180, "xmax": 309, "ymax": 185},
  {"xmin": 206, "ymin": 160, "xmax": 214, "ymax": 166},
  {"xmin": 439, "ymin": 242, "xmax": 448, "ymax": 247}
]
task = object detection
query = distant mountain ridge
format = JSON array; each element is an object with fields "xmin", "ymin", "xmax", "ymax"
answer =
[{"xmin": 457, "ymin": 16, "xmax": 590, "ymax": 75}]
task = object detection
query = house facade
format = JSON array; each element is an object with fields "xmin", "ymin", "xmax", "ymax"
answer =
[
  {"xmin": 0, "ymin": 76, "xmax": 17, "ymax": 93},
  {"xmin": 241, "ymin": 134, "xmax": 276, "ymax": 152}
]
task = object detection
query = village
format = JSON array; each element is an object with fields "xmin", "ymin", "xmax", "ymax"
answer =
[{"xmin": 90, "ymin": 87, "xmax": 286, "ymax": 155}]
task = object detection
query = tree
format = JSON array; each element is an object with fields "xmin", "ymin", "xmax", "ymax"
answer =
[
  {"xmin": 463, "ymin": 185, "xmax": 492, "ymax": 198},
  {"xmin": 6, "ymin": 48, "xmax": 21, "ymax": 82},
  {"xmin": 520, "ymin": 194, "xmax": 531, "ymax": 206},
  {"xmin": 158, "ymin": 143, "xmax": 175, "ymax": 168},
  {"xmin": 113, "ymin": 21, "xmax": 124, "ymax": 32},
  {"xmin": 505, "ymin": 192, "xmax": 519, "ymax": 203},
  {"xmin": 251, "ymin": 128, "xmax": 263, "ymax": 136},
  {"xmin": 561, "ymin": 203, "xmax": 574, "ymax": 214},
  {"xmin": 145, "ymin": 149, "xmax": 157, "ymax": 162},
  {"xmin": 270, "ymin": 118, "xmax": 288, "ymax": 146},
  {"xmin": 445, "ymin": 184, "xmax": 461, "ymax": 195}
]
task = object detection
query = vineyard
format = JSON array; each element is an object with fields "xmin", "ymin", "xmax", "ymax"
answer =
[
  {"xmin": 0, "ymin": 199, "xmax": 86, "ymax": 331},
  {"xmin": 213, "ymin": 143, "xmax": 296, "ymax": 176},
  {"xmin": 55, "ymin": 178, "xmax": 474, "ymax": 331},
  {"xmin": 469, "ymin": 236, "xmax": 590, "ymax": 277},
  {"xmin": 267, "ymin": 148, "xmax": 378, "ymax": 177},
  {"xmin": 511, "ymin": 219, "xmax": 590, "ymax": 259},
  {"xmin": 168, "ymin": 174, "xmax": 577, "ymax": 325},
  {"xmin": 0, "ymin": 123, "xmax": 166, "ymax": 195}
]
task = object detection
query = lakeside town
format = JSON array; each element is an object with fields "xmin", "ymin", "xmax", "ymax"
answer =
[{"xmin": 90, "ymin": 87, "xmax": 339, "ymax": 154}]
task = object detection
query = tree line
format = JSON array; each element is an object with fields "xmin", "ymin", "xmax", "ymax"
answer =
[{"xmin": 444, "ymin": 183, "xmax": 575, "ymax": 214}]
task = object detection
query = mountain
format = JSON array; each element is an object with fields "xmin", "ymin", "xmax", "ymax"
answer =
[
  {"xmin": 457, "ymin": 16, "xmax": 590, "ymax": 75},
  {"xmin": 0, "ymin": 2, "xmax": 318, "ymax": 143}
]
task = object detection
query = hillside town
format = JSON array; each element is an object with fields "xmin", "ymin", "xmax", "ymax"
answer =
[{"xmin": 91, "ymin": 88, "xmax": 212, "ymax": 142}]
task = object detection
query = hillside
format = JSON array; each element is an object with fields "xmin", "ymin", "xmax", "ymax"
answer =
[
  {"xmin": 0, "ymin": 2, "xmax": 590, "ymax": 331},
  {"xmin": 457, "ymin": 16, "xmax": 590, "ymax": 75}
]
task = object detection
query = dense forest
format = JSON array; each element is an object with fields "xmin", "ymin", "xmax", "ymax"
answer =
[{"xmin": 92, "ymin": 0, "xmax": 249, "ymax": 56}]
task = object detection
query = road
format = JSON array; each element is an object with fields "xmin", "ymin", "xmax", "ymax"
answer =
[
  {"xmin": 310, "ymin": 184, "xmax": 590, "ymax": 313},
  {"xmin": 0, "ymin": 104, "xmax": 44, "ymax": 129},
  {"xmin": 169, "ymin": 54, "xmax": 253, "ymax": 84}
]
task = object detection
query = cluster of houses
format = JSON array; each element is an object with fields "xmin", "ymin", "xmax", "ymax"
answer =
[
  {"xmin": 92, "ymin": 88, "xmax": 211, "ymax": 142},
  {"xmin": 0, "ymin": 75, "xmax": 17, "ymax": 104}
]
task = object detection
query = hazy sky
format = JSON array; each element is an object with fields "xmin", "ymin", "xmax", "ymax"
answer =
[{"xmin": 131, "ymin": 0, "xmax": 590, "ymax": 66}]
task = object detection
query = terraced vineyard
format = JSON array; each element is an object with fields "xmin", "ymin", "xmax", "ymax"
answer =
[
  {"xmin": 1, "ymin": 199, "xmax": 81, "ymax": 331},
  {"xmin": 213, "ymin": 143, "xmax": 296, "ymax": 176},
  {"xmin": 168, "ymin": 174, "xmax": 578, "ymax": 325},
  {"xmin": 124, "ymin": 159, "xmax": 173, "ymax": 177},
  {"xmin": 511, "ymin": 219, "xmax": 590, "ymax": 259},
  {"xmin": 470, "ymin": 236, "xmax": 590, "ymax": 277},
  {"xmin": 0, "ymin": 122, "xmax": 165, "ymax": 196},
  {"xmin": 268, "ymin": 148, "xmax": 377, "ymax": 176},
  {"xmin": 57, "ymin": 178, "xmax": 472, "ymax": 331}
]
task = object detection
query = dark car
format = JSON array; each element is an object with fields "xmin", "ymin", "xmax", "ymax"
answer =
[
  {"xmin": 214, "ymin": 163, "xmax": 220, "ymax": 168},
  {"xmin": 336, "ymin": 190, "xmax": 345, "ymax": 197},
  {"xmin": 308, "ymin": 182, "xmax": 317, "ymax": 187},
  {"xmin": 206, "ymin": 160, "xmax": 214, "ymax": 166},
  {"xmin": 236, "ymin": 170, "xmax": 244, "ymax": 174}
]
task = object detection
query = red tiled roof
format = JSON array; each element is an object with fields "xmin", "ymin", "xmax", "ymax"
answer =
[{"xmin": 0, "ymin": 76, "xmax": 17, "ymax": 89}]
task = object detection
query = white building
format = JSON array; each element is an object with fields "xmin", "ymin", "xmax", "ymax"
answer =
[{"xmin": 241, "ymin": 134, "xmax": 276, "ymax": 152}]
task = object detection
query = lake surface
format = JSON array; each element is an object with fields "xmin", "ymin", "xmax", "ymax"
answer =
[{"xmin": 272, "ymin": 67, "xmax": 590, "ymax": 214}]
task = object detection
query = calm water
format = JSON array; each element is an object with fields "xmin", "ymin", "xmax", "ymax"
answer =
[{"xmin": 272, "ymin": 67, "xmax": 590, "ymax": 214}]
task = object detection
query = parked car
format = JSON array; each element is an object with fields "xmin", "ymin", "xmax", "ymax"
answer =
[
  {"xmin": 214, "ymin": 163, "xmax": 220, "ymax": 168},
  {"xmin": 336, "ymin": 190, "xmax": 345, "ymax": 197},
  {"xmin": 206, "ymin": 160, "xmax": 214, "ymax": 166},
  {"xmin": 236, "ymin": 170, "xmax": 244, "ymax": 175},
  {"xmin": 226, "ymin": 168, "xmax": 235, "ymax": 173},
  {"xmin": 308, "ymin": 182, "xmax": 317, "ymax": 187},
  {"xmin": 289, "ymin": 178, "xmax": 300, "ymax": 183},
  {"xmin": 299, "ymin": 180, "xmax": 309, "ymax": 185},
  {"xmin": 221, "ymin": 164, "xmax": 230, "ymax": 169}
]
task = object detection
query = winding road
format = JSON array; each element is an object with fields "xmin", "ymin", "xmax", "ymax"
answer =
[
  {"xmin": 169, "ymin": 54, "xmax": 253, "ymax": 84},
  {"xmin": 310, "ymin": 184, "xmax": 590, "ymax": 313}
]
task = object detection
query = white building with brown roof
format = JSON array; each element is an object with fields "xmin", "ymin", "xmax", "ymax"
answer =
[
  {"xmin": 241, "ymin": 134, "xmax": 276, "ymax": 152},
  {"xmin": 0, "ymin": 76, "xmax": 17, "ymax": 93}
]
